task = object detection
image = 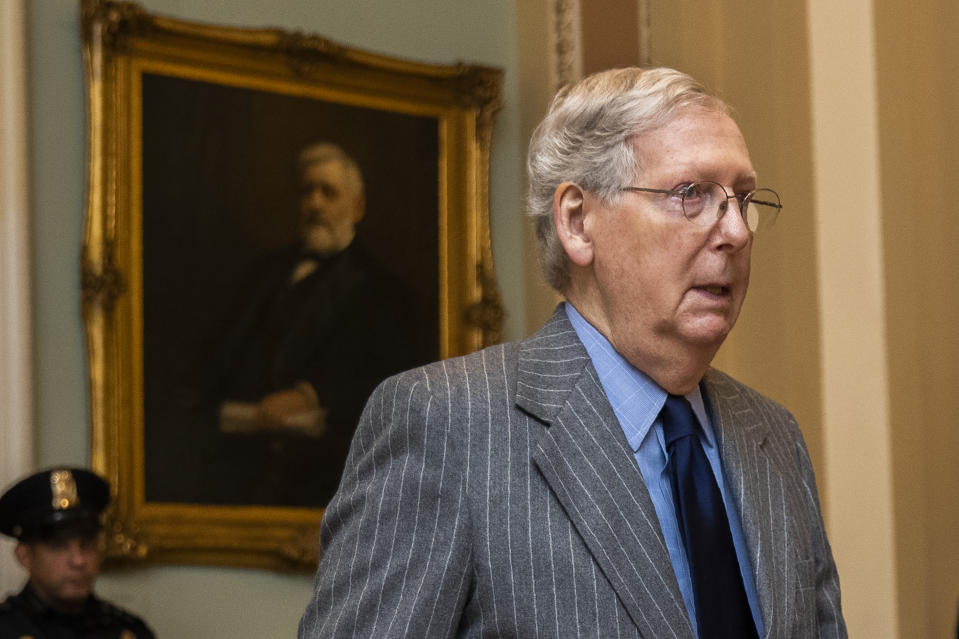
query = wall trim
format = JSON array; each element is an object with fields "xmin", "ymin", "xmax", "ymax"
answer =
[
  {"xmin": 548, "ymin": 0, "xmax": 583, "ymax": 93},
  {"xmin": 807, "ymin": 0, "xmax": 898, "ymax": 635},
  {"xmin": 0, "ymin": 0, "xmax": 34, "ymax": 592}
]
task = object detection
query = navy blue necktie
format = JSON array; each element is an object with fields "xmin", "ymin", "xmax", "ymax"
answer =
[{"xmin": 661, "ymin": 394, "xmax": 758, "ymax": 639}]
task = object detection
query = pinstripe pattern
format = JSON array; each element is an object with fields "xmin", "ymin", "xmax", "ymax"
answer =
[{"xmin": 299, "ymin": 308, "xmax": 846, "ymax": 638}]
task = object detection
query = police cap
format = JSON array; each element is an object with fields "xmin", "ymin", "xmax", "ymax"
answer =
[{"xmin": 0, "ymin": 468, "xmax": 110, "ymax": 541}]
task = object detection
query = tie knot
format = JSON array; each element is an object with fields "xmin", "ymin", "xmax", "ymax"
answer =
[{"xmin": 660, "ymin": 394, "xmax": 699, "ymax": 448}]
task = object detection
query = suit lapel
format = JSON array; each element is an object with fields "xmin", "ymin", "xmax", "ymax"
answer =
[
  {"xmin": 702, "ymin": 370, "xmax": 790, "ymax": 639},
  {"xmin": 517, "ymin": 308, "xmax": 695, "ymax": 639}
]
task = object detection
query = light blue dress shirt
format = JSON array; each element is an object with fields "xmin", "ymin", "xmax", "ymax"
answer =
[{"xmin": 565, "ymin": 303, "xmax": 764, "ymax": 638}]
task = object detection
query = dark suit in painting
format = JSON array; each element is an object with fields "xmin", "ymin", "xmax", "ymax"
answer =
[
  {"xmin": 152, "ymin": 241, "xmax": 432, "ymax": 509},
  {"xmin": 146, "ymin": 141, "xmax": 439, "ymax": 509},
  {"xmin": 219, "ymin": 242, "xmax": 423, "ymax": 441},
  {"xmin": 299, "ymin": 308, "xmax": 845, "ymax": 638},
  {"xmin": 207, "ymin": 241, "xmax": 429, "ymax": 505}
]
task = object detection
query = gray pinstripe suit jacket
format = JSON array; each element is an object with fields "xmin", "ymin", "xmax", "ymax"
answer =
[{"xmin": 299, "ymin": 307, "xmax": 846, "ymax": 638}]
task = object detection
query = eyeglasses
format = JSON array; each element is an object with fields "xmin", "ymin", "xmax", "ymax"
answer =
[{"xmin": 621, "ymin": 181, "xmax": 782, "ymax": 233}]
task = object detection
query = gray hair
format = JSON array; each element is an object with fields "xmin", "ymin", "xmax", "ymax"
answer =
[
  {"xmin": 526, "ymin": 67, "xmax": 730, "ymax": 291},
  {"xmin": 298, "ymin": 141, "xmax": 366, "ymax": 200}
]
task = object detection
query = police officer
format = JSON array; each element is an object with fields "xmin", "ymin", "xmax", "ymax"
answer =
[{"xmin": 0, "ymin": 468, "xmax": 154, "ymax": 638}]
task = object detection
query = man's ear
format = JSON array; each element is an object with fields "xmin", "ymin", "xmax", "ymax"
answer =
[
  {"xmin": 351, "ymin": 194, "xmax": 366, "ymax": 224},
  {"xmin": 14, "ymin": 543, "xmax": 31, "ymax": 571},
  {"xmin": 552, "ymin": 182, "xmax": 593, "ymax": 267}
]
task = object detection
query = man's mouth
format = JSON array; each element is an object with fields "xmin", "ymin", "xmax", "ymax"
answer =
[{"xmin": 695, "ymin": 285, "xmax": 730, "ymax": 297}]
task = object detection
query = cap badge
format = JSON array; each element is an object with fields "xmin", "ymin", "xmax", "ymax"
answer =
[{"xmin": 50, "ymin": 470, "xmax": 79, "ymax": 510}]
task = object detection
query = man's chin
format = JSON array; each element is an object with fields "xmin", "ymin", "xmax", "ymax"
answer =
[
  {"xmin": 303, "ymin": 230, "xmax": 351, "ymax": 256},
  {"xmin": 679, "ymin": 319, "xmax": 735, "ymax": 350},
  {"xmin": 57, "ymin": 582, "xmax": 94, "ymax": 603}
]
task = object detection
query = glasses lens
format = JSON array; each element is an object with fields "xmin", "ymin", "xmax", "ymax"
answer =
[
  {"xmin": 743, "ymin": 188, "xmax": 782, "ymax": 232},
  {"xmin": 681, "ymin": 181, "xmax": 725, "ymax": 225}
]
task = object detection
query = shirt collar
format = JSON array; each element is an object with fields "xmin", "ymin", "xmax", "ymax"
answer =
[{"xmin": 564, "ymin": 303, "xmax": 716, "ymax": 453}]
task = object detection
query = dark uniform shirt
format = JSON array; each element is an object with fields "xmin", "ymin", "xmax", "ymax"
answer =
[{"xmin": 0, "ymin": 585, "xmax": 154, "ymax": 639}]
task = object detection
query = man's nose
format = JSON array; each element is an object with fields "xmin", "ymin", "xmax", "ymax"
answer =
[
  {"xmin": 714, "ymin": 196, "xmax": 751, "ymax": 250},
  {"xmin": 303, "ymin": 188, "xmax": 327, "ymax": 211},
  {"xmin": 66, "ymin": 543, "xmax": 88, "ymax": 565}
]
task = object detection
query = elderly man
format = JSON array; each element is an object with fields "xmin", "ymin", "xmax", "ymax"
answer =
[
  {"xmin": 299, "ymin": 67, "xmax": 846, "ymax": 638},
  {"xmin": 0, "ymin": 468, "xmax": 154, "ymax": 638}
]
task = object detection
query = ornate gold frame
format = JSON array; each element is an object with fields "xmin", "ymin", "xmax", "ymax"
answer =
[{"xmin": 81, "ymin": 0, "xmax": 502, "ymax": 570}]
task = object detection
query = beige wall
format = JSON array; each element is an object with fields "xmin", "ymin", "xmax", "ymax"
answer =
[
  {"xmin": 875, "ymin": 1, "xmax": 959, "ymax": 637},
  {"xmin": 807, "ymin": 0, "xmax": 898, "ymax": 634}
]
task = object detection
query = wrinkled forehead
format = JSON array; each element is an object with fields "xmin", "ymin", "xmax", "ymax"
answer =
[{"xmin": 629, "ymin": 107, "xmax": 755, "ymax": 183}]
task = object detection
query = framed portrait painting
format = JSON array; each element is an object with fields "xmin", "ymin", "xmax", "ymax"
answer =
[{"xmin": 81, "ymin": 0, "xmax": 502, "ymax": 569}]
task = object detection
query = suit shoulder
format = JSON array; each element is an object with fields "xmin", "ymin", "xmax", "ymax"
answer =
[
  {"xmin": 704, "ymin": 368, "xmax": 816, "ymax": 467},
  {"xmin": 361, "ymin": 342, "xmax": 522, "ymax": 426},
  {"xmin": 705, "ymin": 368, "xmax": 796, "ymax": 422},
  {"xmin": 383, "ymin": 341, "xmax": 521, "ymax": 386}
]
